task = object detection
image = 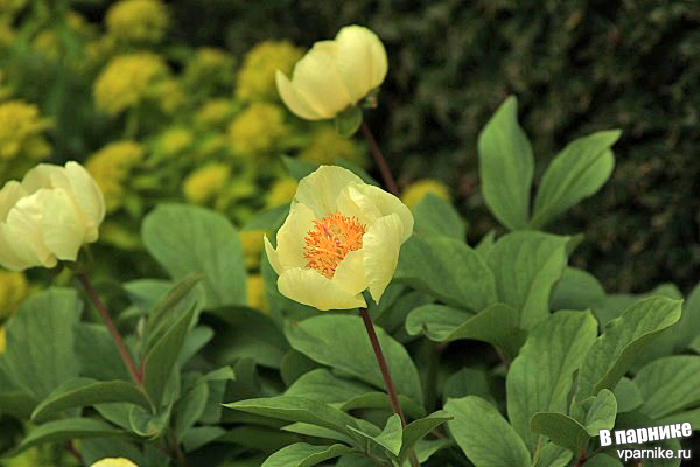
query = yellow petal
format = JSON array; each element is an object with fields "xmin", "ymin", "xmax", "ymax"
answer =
[
  {"xmin": 40, "ymin": 189, "xmax": 84, "ymax": 261},
  {"xmin": 275, "ymin": 202, "xmax": 316, "ymax": 271},
  {"xmin": 278, "ymin": 267, "xmax": 366, "ymax": 311},
  {"xmin": 90, "ymin": 458, "xmax": 139, "ymax": 467},
  {"xmin": 362, "ymin": 214, "xmax": 403, "ymax": 302},
  {"xmin": 64, "ymin": 161, "xmax": 106, "ymax": 242},
  {"xmin": 295, "ymin": 166, "xmax": 364, "ymax": 218},
  {"xmin": 357, "ymin": 185, "xmax": 414, "ymax": 242},
  {"xmin": 331, "ymin": 249, "xmax": 367, "ymax": 295},
  {"xmin": 0, "ymin": 224, "xmax": 28, "ymax": 271},
  {"xmin": 3, "ymin": 191, "xmax": 56, "ymax": 269},
  {"xmin": 0, "ymin": 181, "xmax": 27, "ymax": 222},
  {"xmin": 335, "ymin": 184, "xmax": 382, "ymax": 226},
  {"xmin": 335, "ymin": 25, "xmax": 388, "ymax": 101},
  {"xmin": 264, "ymin": 235, "xmax": 283, "ymax": 275},
  {"xmin": 275, "ymin": 70, "xmax": 323, "ymax": 120}
]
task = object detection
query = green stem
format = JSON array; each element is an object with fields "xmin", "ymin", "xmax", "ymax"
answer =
[
  {"xmin": 77, "ymin": 273, "xmax": 142, "ymax": 385},
  {"xmin": 359, "ymin": 308, "xmax": 420, "ymax": 467},
  {"xmin": 360, "ymin": 121, "xmax": 400, "ymax": 197}
]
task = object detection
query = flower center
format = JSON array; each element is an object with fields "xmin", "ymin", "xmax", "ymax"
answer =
[{"xmin": 303, "ymin": 211, "xmax": 365, "ymax": 279}]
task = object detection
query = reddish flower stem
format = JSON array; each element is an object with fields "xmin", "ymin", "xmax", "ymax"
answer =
[{"xmin": 360, "ymin": 121, "xmax": 400, "ymax": 197}]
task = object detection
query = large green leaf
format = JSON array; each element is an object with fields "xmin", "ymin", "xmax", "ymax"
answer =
[
  {"xmin": 399, "ymin": 410, "xmax": 452, "ymax": 460},
  {"xmin": 506, "ymin": 311, "xmax": 597, "ymax": 449},
  {"xmin": 74, "ymin": 324, "xmax": 131, "ymax": 382},
  {"xmin": 445, "ymin": 396, "xmax": 530, "ymax": 467},
  {"xmin": 4, "ymin": 288, "xmax": 82, "ymax": 400},
  {"xmin": 612, "ymin": 377, "xmax": 642, "ymax": 413},
  {"xmin": 576, "ymin": 297, "xmax": 682, "ymax": 402},
  {"xmin": 285, "ymin": 314, "xmax": 423, "ymax": 405},
  {"xmin": 15, "ymin": 418, "xmax": 125, "ymax": 454},
  {"xmin": 531, "ymin": 130, "xmax": 621, "ymax": 228},
  {"xmin": 634, "ymin": 355, "xmax": 700, "ymax": 419},
  {"xmin": 550, "ymin": 267, "xmax": 605, "ymax": 312},
  {"xmin": 478, "ymin": 96, "xmax": 534, "ymax": 230},
  {"xmin": 583, "ymin": 389, "xmax": 617, "ymax": 436},
  {"xmin": 535, "ymin": 442, "xmax": 572, "ymax": 467},
  {"xmin": 406, "ymin": 303, "xmax": 522, "ymax": 359},
  {"xmin": 31, "ymin": 377, "xmax": 152, "ymax": 422},
  {"xmin": 262, "ymin": 443, "xmax": 353, "ymax": 467},
  {"xmin": 486, "ymin": 231, "xmax": 571, "ymax": 329},
  {"xmin": 143, "ymin": 305, "xmax": 196, "ymax": 408},
  {"xmin": 530, "ymin": 412, "xmax": 589, "ymax": 454},
  {"xmin": 141, "ymin": 203, "xmax": 246, "ymax": 307},
  {"xmin": 395, "ymin": 235, "xmax": 497, "ymax": 311},
  {"xmin": 285, "ymin": 369, "xmax": 372, "ymax": 404},
  {"xmin": 412, "ymin": 194, "xmax": 465, "ymax": 240},
  {"xmin": 346, "ymin": 414, "xmax": 403, "ymax": 458}
]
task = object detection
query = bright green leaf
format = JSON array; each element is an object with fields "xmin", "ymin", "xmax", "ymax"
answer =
[
  {"xmin": 412, "ymin": 194, "xmax": 465, "ymax": 240},
  {"xmin": 584, "ymin": 389, "xmax": 617, "ymax": 435},
  {"xmin": 550, "ymin": 267, "xmax": 605, "ymax": 312},
  {"xmin": 262, "ymin": 443, "xmax": 353, "ymax": 467},
  {"xmin": 282, "ymin": 156, "xmax": 320, "ymax": 182},
  {"xmin": 335, "ymin": 105, "xmax": 363, "ymax": 137},
  {"xmin": 285, "ymin": 369, "xmax": 372, "ymax": 404},
  {"xmin": 634, "ymin": 355, "xmax": 700, "ymax": 419},
  {"xmin": 612, "ymin": 378, "xmax": 642, "ymax": 413},
  {"xmin": 530, "ymin": 412, "xmax": 589, "ymax": 454},
  {"xmin": 399, "ymin": 410, "xmax": 452, "ymax": 460},
  {"xmin": 15, "ymin": 418, "xmax": 125, "ymax": 455},
  {"xmin": 535, "ymin": 442, "xmax": 572, "ymax": 467}
]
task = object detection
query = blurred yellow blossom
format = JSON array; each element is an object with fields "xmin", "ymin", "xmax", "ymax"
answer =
[
  {"xmin": 86, "ymin": 141, "xmax": 145, "ymax": 212},
  {"xmin": 32, "ymin": 12, "xmax": 94, "ymax": 62},
  {"xmin": 0, "ymin": 0, "xmax": 27, "ymax": 17},
  {"xmin": 195, "ymin": 98, "xmax": 235, "ymax": 130},
  {"xmin": 186, "ymin": 47, "xmax": 234, "ymax": 87},
  {"xmin": 237, "ymin": 40, "xmax": 303, "ymax": 101},
  {"xmin": 157, "ymin": 127, "xmax": 193, "ymax": 158},
  {"xmin": 106, "ymin": 0, "xmax": 168, "ymax": 43},
  {"xmin": 0, "ymin": 271, "xmax": 28, "ymax": 319},
  {"xmin": 299, "ymin": 126, "xmax": 365, "ymax": 166},
  {"xmin": 0, "ymin": 100, "xmax": 51, "ymax": 163},
  {"xmin": 93, "ymin": 53, "xmax": 170, "ymax": 116},
  {"xmin": 229, "ymin": 103, "xmax": 289, "ymax": 156},
  {"xmin": 0, "ymin": 326, "xmax": 4, "ymax": 353},
  {"xmin": 90, "ymin": 459, "xmax": 138, "ymax": 467},
  {"xmin": 239, "ymin": 230, "xmax": 264, "ymax": 270},
  {"xmin": 400, "ymin": 179, "xmax": 451, "ymax": 208},
  {"xmin": 266, "ymin": 177, "xmax": 297, "ymax": 208},
  {"xmin": 246, "ymin": 274, "xmax": 268, "ymax": 312},
  {"xmin": 0, "ymin": 23, "xmax": 14, "ymax": 48},
  {"xmin": 183, "ymin": 163, "xmax": 230, "ymax": 205},
  {"xmin": 155, "ymin": 78, "xmax": 185, "ymax": 114}
]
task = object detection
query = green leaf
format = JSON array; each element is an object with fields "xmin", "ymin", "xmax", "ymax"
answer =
[
  {"xmin": 181, "ymin": 426, "xmax": 225, "ymax": 452},
  {"xmin": 218, "ymin": 425, "xmax": 298, "ymax": 452},
  {"xmin": 74, "ymin": 324, "xmax": 131, "ymax": 382},
  {"xmin": 282, "ymin": 423, "xmax": 353, "ymax": 443},
  {"xmin": 280, "ymin": 350, "xmax": 319, "ymax": 386},
  {"xmin": 262, "ymin": 443, "xmax": 353, "ymax": 467},
  {"xmin": 225, "ymin": 396, "xmax": 370, "ymax": 438},
  {"xmin": 282, "ymin": 155, "xmax": 320, "ymax": 182},
  {"xmin": 395, "ymin": 235, "xmax": 497, "ymax": 311},
  {"xmin": 15, "ymin": 418, "xmax": 125, "ymax": 455},
  {"xmin": 31, "ymin": 378, "xmax": 152, "ymax": 423},
  {"xmin": 506, "ymin": 311, "xmax": 598, "ymax": 449},
  {"xmin": 550, "ymin": 267, "xmax": 606, "ymax": 312},
  {"xmin": 143, "ymin": 305, "xmax": 196, "ymax": 408},
  {"xmin": 534, "ymin": 442, "xmax": 572, "ymax": 467},
  {"xmin": 530, "ymin": 412, "xmax": 589, "ymax": 454},
  {"xmin": 531, "ymin": 130, "xmax": 620, "ymax": 228},
  {"xmin": 478, "ymin": 96, "xmax": 534, "ymax": 230},
  {"xmin": 584, "ymin": 389, "xmax": 617, "ymax": 435},
  {"xmin": 411, "ymin": 438, "xmax": 453, "ymax": 464},
  {"xmin": 443, "ymin": 367, "xmax": 495, "ymax": 406},
  {"xmin": 576, "ymin": 297, "xmax": 683, "ymax": 402},
  {"xmin": 335, "ymin": 158, "xmax": 380, "ymax": 187},
  {"xmin": 486, "ymin": 231, "xmax": 571, "ymax": 329},
  {"xmin": 657, "ymin": 407, "xmax": 700, "ymax": 430},
  {"xmin": 142, "ymin": 203, "xmax": 246, "ymax": 307},
  {"xmin": 129, "ymin": 404, "xmax": 170, "ymax": 438},
  {"xmin": 634, "ymin": 355, "xmax": 700, "ymax": 419},
  {"xmin": 445, "ymin": 396, "xmax": 530, "ymax": 467},
  {"xmin": 406, "ymin": 303, "xmax": 523, "ymax": 359},
  {"xmin": 412, "ymin": 194, "xmax": 465, "ymax": 240},
  {"xmin": 285, "ymin": 369, "xmax": 372, "ymax": 404},
  {"xmin": 335, "ymin": 105, "xmax": 363, "ymax": 137},
  {"xmin": 583, "ymin": 454, "xmax": 623, "ymax": 467},
  {"xmin": 4, "ymin": 288, "xmax": 82, "ymax": 400},
  {"xmin": 675, "ymin": 282, "xmax": 700, "ymax": 351},
  {"xmin": 340, "ymin": 393, "xmax": 425, "ymax": 420},
  {"xmin": 612, "ymin": 378, "xmax": 642, "ymax": 413},
  {"xmin": 336, "ymin": 454, "xmax": 375, "ymax": 467},
  {"xmin": 346, "ymin": 414, "xmax": 402, "ymax": 457},
  {"xmin": 399, "ymin": 410, "xmax": 452, "ymax": 459},
  {"xmin": 175, "ymin": 380, "xmax": 208, "ymax": 441},
  {"xmin": 285, "ymin": 314, "xmax": 423, "ymax": 405},
  {"xmin": 244, "ymin": 204, "xmax": 290, "ymax": 231}
]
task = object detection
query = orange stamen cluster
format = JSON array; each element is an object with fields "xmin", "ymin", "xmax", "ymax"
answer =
[{"xmin": 303, "ymin": 211, "xmax": 366, "ymax": 278}]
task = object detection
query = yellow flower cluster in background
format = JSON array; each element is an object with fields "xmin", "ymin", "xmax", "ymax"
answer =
[
  {"xmin": 266, "ymin": 178, "xmax": 297, "ymax": 208},
  {"xmin": 93, "ymin": 52, "xmax": 170, "ymax": 115},
  {"xmin": 86, "ymin": 141, "xmax": 145, "ymax": 212},
  {"xmin": 228, "ymin": 102, "xmax": 289, "ymax": 156},
  {"xmin": 299, "ymin": 126, "xmax": 365, "ymax": 166},
  {"xmin": 0, "ymin": 271, "xmax": 28, "ymax": 319},
  {"xmin": 105, "ymin": 0, "xmax": 168, "ymax": 44},
  {"xmin": 195, "ymin": 98, "xmax": 235, "ymax": 131},
  {"xmin": 183, "ymin": 163, "xmax": 231, "ymax": 205},
  {"xmin": 0, "ymin": 100, "xmax": 51, "ymax": 182},
  {"xmin": 186, "ymin": 47, "xmax": 234, "ymax": 89},
  {"xmin": 236, "ymin": 41, "xmax": 303, "ymax": 101},
  {"xmin": 401, "ymin": 179, "xmax": 451, "ymax": 208},
  {"xmin": 156, "ymin": 127, "xmax": 193, "ymax": 158}
]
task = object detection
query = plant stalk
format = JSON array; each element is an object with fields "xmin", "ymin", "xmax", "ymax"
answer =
[
  {"xmin": 360, "ymin": 121, "xmax": 400, "ymax": 197},
  {"xmin": 359, "ymin": 307, "xmax": 420, "ymax": 467}
]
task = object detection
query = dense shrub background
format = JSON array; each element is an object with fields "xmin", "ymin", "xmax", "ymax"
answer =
[{"xmin": 153, "ymin": 0, "xmax": 700, "ymax": 294}]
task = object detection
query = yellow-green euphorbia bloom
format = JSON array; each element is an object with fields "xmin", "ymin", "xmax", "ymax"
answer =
[
  {"xmin": 275, "ymin": 25, "xmax": 388, "ymax": 120},
  {"xmin": 0, "ymin": 162, "xmax": 105, "ymax": 271},
  {"xmin": 90, "ymin": 459, "xmax": 138, "ymax": 467},
  {"xmin": 265, "ymin": 166, "xmax": 413, "ymax": 310}
]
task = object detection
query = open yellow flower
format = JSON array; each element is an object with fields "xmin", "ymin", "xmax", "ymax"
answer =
[
  {"xmin": 265, "ymin": 166, "xmax": 413, "ymax": 310},
  {"xmin": 275, "ymin": 25, "xmax": 388, "ymax": 120},
  {"xmin": 0, "ymin": 162, "xmax": 105, "ymax": 271}
]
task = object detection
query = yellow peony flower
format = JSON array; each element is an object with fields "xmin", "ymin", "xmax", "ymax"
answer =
[
  {"xmin": 299, "ymin": 126, "xmax": 365, "ymax": 166},
  {"xmin": 239, "ymin": 230, "xmax": 264, "ymax": 270},
  {"xmin": 237, "ymin": 40, "xmax": 303, "ymax": 101},
  {"xmin": 183, "ymin": 164, "xmax": 230, "ymax": 205},
  {"xmin": 86, "ymin": 141, "xmax": 144, "ymax": 213},
  {"xmin": 246, "ymin": 274, "xmax": 268, "ymax": 312},
  {"xmin": 93, "ymin": 53, "xmax": 169, "ymax": 116},
  {"xmin": 90, "ymin": 459, "xmax": 138, "ymax": 467},
  {"xmin": 400, "ymin": 180, "xmax": 451, "ymax": 208},
  {"xmin": 265, "ymin": 166, "xmax": 413, "ymax": 310},
  {"xmin": 0, "ymin": 162, "xmax": 105, "ymax": 271},
  {"xmin": 266, "ymin": 177, "xmax": 297, "ymax": 208},
  {"xmin": 105, "ymin": 0, "xmax": 168, "ymax": 43},
  {"xmin": 195, "ymin": 98, "xmax": 235, "ymax": 130},
  {"xmin": 228, "ymin": 103, "xmax": 289, "ymax": 156},
  {"xmin": 0, "ymin": 270, "xmax": 28, "ymax": 319},
  {"xmin": 276, "ymin": 25, "xmax": 387, "ymax": 120}
]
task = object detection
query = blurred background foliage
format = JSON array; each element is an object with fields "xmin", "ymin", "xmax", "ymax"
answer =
[{"xmin": 1, "ymin": 0, "xmax": 699, "ymax": 300}]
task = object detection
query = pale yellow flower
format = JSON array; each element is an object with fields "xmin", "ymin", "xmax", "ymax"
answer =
[
  {"xmin": 237, "ymin": 40, "xmax": 303, "ymax": 101},
  {"xmin": 0, "ymin": 162, "xmax": 105, "ymax": 271},
  {"xmin": 265, "ymin": 166, "xmax": 413, "ymax": 310},
  {"xmin": 0, "ymin": 270, "xmax": 28, "ymax": 319},
  {"xmin": 401, "ymin": 180, "xmax": 451, "ymax": 208},
  {"xmin": 276, "ymin": 25, "xmax": 387, "ymax": 120},
  {"xmin": 90, "ymin": 459, "xmax": 138, "ymax": 467},
  {"xmin": 105, "ymin": 0, "xmax": 168, "ymax": 43}
]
